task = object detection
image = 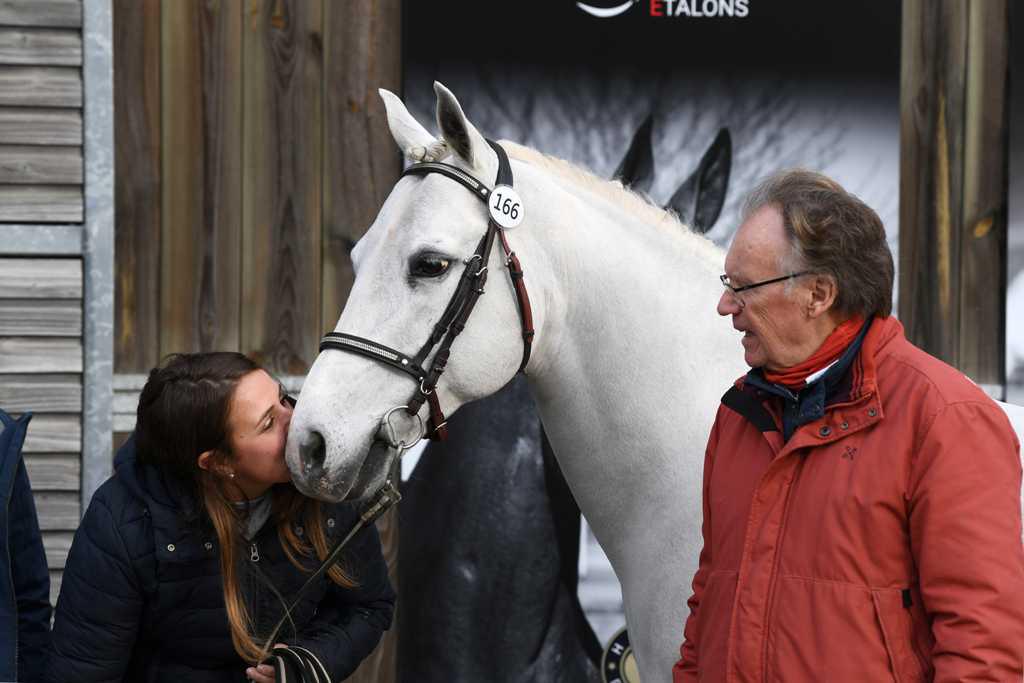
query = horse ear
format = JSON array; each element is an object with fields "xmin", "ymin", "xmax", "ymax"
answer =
[
  {"xmin": 666, "ymin": 128, "xmax": 732, "ymax": 234},
  {"xmin": 433, "ymin": 81, "xmax": 494, "ymax": 177},
  {"xmin": 613, "ymin": 113, "xmax": 655, "ymax": 194},
  {"xmin": 379, "ymin": 88, "xmax": 447, "ymax": 162}
]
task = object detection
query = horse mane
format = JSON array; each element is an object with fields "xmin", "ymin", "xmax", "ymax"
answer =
[{"xmin": 501, "ymin": 141, "xmax": 724, "ymax": 264}]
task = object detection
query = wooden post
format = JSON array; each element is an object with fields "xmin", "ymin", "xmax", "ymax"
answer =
[
  {"xmin": 899, "ymin": 0, "xmax": 1010, "ymax": 395},
  {"xmin": 113, "ymin": 0, "xmax": 161, "ymax": 373},
  {"xmin": 323, "ymin": 3, "xmax": 402, "ymax": 680}
]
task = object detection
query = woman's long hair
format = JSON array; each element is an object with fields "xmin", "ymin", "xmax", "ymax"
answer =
[{"xmin": 135, "ymin": 352, "xmax": 354, "ymax": 663}]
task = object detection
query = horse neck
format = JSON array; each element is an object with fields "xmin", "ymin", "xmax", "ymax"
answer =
[{"xmin": 520, "ymin": 173, "xmax": 744, "ymax": 562}]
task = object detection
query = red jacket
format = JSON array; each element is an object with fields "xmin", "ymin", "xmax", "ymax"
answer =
[{"xmin": 674, "ymin": 316, "xmax": 1024, "ymax": 682}]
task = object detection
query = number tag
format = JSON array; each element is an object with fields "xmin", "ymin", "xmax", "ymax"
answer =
[{"xmin": 488, "ymin": 185, "xmax": 524, "ymax": 229}]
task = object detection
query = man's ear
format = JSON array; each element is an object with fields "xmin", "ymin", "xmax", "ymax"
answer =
[{"xmin": 807, "ymin": 274, "xmax": 839, "ymax": 318}]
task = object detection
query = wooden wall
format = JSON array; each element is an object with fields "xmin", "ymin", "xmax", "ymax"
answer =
[
  {"xmin": 0, "ymin": 0, "xmax": 84, "ymax": 604},
  {"xmin": 899, "ymin": 0, "xmax": 1010, "ymax": 392},
  {"xmin": 115, "ymin": 0, "xmax": 401, "ymax": 376},
  {"xmin": 113, "ymin": 0, "xmax": 401, "ymax": 678}
]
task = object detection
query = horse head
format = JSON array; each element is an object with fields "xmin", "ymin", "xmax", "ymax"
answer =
[{"xmin": 286, "ymin": 83, "xmax": 544, "ymax": 501}]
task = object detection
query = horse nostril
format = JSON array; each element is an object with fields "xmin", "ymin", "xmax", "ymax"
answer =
[{"xmin": 300, "ymin": 430, "xmax": 326, "ymax": 473}]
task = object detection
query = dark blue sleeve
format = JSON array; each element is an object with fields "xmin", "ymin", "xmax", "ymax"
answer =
[
  {"xmin": 9, "ymin": 456, "xmax": 51, "ymax": 682},
  {"xmin": 47, "ymin": 494, "xmax": 144, "ymax": 683},
  {"xmin": 289, "ymin": 520, "xmax": 396, "ymax": 679}
]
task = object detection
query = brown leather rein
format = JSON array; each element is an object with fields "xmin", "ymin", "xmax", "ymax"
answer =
[{"xmin": 318, "ymin": 140, "xmax": 535, "ymax": 443}]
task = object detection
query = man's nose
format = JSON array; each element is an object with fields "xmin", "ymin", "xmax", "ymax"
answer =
[{"xmin": 717, "ymin": 289, "xmax": 739, "ymax": 316}]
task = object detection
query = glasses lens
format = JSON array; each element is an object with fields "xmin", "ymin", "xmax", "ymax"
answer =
[{"xmin": 721, "ymin": 276, "xmax": 744, "ymax": 308}]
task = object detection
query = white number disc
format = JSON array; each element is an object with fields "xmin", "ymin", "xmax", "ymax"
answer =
[{"xmin": 488, "ymin": 185, "xmax": 524, "ymax": 229}]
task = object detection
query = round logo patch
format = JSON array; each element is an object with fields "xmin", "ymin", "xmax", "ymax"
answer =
[{"xmin": 602, "ymin": 626, "xmax": 641, "ymax": 683}]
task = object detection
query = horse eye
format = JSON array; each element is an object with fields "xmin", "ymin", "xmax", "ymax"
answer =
[{"xmin": 410, "ymin": 254, "xmax": 451, "ymax": 278}]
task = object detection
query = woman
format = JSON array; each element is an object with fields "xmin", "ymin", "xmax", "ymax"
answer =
[{"xmin": 48, "ymin": 353, "xmax": 395, "ymax": 682}]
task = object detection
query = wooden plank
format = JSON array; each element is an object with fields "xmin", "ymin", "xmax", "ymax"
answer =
[
  {"xmin": 899, "ymin": 0, "xmax": 1009, "ymax": 386},
  {"xmin": 0, "ymin": 66, "xmax": 81, "ymax": 107},
  {"xmin": 0, "ymin": 185, "xmax": 82, "ymax": 222},
  {"xmin": 241, "ymin": 0, "xmax": 322, "ymax": 375},
  {"xmin": 957, "ymin": 0, "xmax": 1009, "ymax": 388},
  {"xmin": 25, "ymin": 454, "xmax": 79, "ymax": 491},
  {"xmin": 42, "ymin": 531, "xmax": 72, "ymax": 570},
  {"xmin": 322, "ymin": 0, "xmax": 401, "ymax": 333},
  {"xmin": 0, "ymin": 107, "xmax": 81, "ymax": 145},
  {"xmin": 0, "ymin": 374, "xmax": 81, "ymax": 412},
  {"xmin": 0, "ymin": 145, "xmax": 82, "ymax": 184},
  {"xmin": 0, "ymin": 298, "xmax": 81, "ymax": 335},
  {"xmin": 322, "ymin": 7, "xmax": 400, "ymax": 675},
  {"xmin": 21, "ymin": 413, "xmax": 80, "ymax": 451},
  {"xmin": 0, "ymin": 1, "xmax": 82, "ymax": 29},
  {"xmin": 34, "ymin": 490, "xmax": 79, "ymax": 528},
  {"xmin": 0, "ymin": 258, "xmax": 81, "ymax": 298},
  {"xmin": 0, "ymin": 337, "xmax": 81, "ymax": 373},
  {"xmin": 160, "ymin": 0, "xmax": 241, "ymax": 356},
  {"xmin": 113, "ymin": 0, "xmax": 160, "ymax": 373},
  {"xmin": 0, "ymin": 27, "xmax": 81, "ymax": 65},
  {"xmin": 900, "ymin": 0, "xmax": 968, "ymax": 365}
]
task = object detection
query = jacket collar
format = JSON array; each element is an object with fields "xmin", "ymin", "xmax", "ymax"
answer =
[{"xmin": 723, "ymin": 316, "xmax": 904, "ymax": 443}]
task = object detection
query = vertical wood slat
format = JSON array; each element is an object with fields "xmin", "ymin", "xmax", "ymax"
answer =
[
  {"xmin": 242, "ymin": 0, "xmax": 322, "ymax": 375},
  {"xmin": 160, "ymin": 0, "xmax": 241, "ymax": 356},
  {"xmin": 113, "ymin": 0, "xmax": 160, "ymax": 372},
  {"xmin": 322, "ymin": 4, "xmax": 401, "ymax": 680},
  {"xmin": 321, "ymin": 0, "xmax": 401, "ymax": 332},
  {"xmin": 958, "ymin": 0, "xmax": 1009, "ymax": 388},
  {"xmin": 899, "ymin": 0, "xmax": 1009, "ymax": 389},
  {"xmin": 899, "ymin": 0, "xmax": 968, "ymax": 367}
]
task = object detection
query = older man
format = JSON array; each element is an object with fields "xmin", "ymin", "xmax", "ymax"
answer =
[{"xmin": 673, "ymin": 170, "xmax": 1024, "ymax": 682}]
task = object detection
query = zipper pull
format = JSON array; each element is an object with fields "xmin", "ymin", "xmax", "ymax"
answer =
[{"xmin": 250, "ymin": 542, "xmax": 260, "ymax": 562}]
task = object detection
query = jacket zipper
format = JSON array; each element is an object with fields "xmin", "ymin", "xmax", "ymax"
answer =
[
  {"xmin": 250, "ymin": 542, "xmax": 260, "ymax": 563},
  {"xmin": 760, "ymin": 454, "xmax": 808, "ymax": 683}
]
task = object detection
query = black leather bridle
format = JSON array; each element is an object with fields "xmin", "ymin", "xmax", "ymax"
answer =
[{"xmin": 318, "ymin": 139, "xmax": 535, "ymax": 443}]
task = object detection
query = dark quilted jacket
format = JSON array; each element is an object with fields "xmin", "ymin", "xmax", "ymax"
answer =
[
  {"xmin": 47, "ymin": 437, "xmax": 394, "ymax": 683},
  {"xmin": 0, "ymin": 409, "xmax": 51, "ymax": 683}
]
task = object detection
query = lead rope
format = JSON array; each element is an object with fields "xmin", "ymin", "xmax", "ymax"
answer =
[{"xmin": 257, "ymin": 479, "xmax": 402, "ymax": 680}]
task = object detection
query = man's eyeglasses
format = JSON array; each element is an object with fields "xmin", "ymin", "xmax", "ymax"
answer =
[{"xmin": 719, "ymin": 271, "xmax": 811, "ymax": 308}]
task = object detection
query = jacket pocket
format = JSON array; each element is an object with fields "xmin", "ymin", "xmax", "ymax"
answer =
[
  {"xmin": 871, "ymin": 588, "xmax": 932, "ymax": 683},
  {"xmin": 766, "ymin": 576, "xmax": 903, "ymax": 682}
]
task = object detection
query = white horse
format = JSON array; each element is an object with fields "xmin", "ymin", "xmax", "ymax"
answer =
[
  {"xmin": 287, "ymin": 82, "xmax": 744, "ymax": 680},
  {"xmin": 286, "ymin": 82, "xmax": 1024, "ymax": 681}
]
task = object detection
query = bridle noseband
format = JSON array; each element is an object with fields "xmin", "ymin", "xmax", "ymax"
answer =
[{"xmin": 319, "ymin": 139, "xmax": 534, "ymax": 444}]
